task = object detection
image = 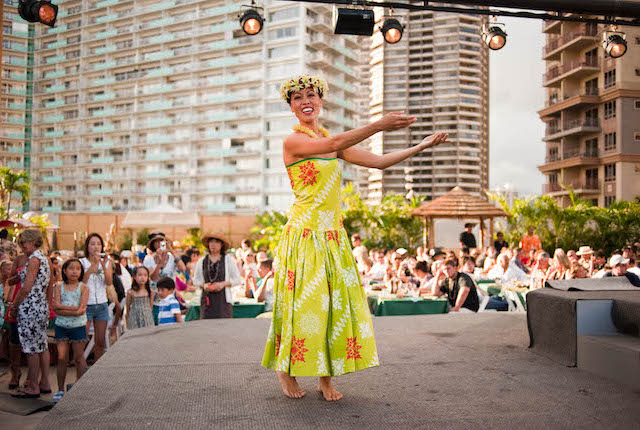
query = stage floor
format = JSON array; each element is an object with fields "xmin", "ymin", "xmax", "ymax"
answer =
[{"xmin": 40, "ymin": 314, "xmax": 640, "ymax": 430}]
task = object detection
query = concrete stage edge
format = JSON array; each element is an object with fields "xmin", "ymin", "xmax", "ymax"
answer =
[{"xmin": 40, "ymin": 314, "xmax": 640, "ymax": 430}]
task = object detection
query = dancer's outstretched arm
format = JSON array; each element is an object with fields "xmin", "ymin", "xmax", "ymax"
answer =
[
  {"xmin": 285, "ymin": 112, "xmax": 415, "ymax": 158},
  {"xmin": 338, "ymin": 132, "xmax": 449, "ymax": 170}
]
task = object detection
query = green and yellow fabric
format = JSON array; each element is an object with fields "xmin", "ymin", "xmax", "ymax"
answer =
[{"xmin": 262, "ymin": 153, "xmax": 379, "ymax": 376}]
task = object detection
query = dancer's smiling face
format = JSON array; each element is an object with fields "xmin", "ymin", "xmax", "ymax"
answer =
[{"xmin": 290, "ymin": 88, "xmax": 322, "ymax": 123}]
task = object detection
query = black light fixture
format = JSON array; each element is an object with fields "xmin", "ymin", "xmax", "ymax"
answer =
[
  {"xmin": 482, "ymin": 24, "xmax": 507, "ymax": 50},
  {"xmin": 333, "ymin": 8, "xmax": 374, "ymax": 36},
  {"xmin": 381, "ymin": 18, "xmax": 404, "ymax": 44},
  {"xmin": 239, "ymin": 2, "xmax": 263, "ymax": 36},
  {"xmin": 18, "ymin": 0, "xmax": 58, "ymax": 27},
  {"xmin": 602, "ymin": 32, "xmax": 627, "ymax": 58}
]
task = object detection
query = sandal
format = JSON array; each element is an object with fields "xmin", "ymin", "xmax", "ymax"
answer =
[
  {"xmin": 11, "ymin": 391, "xmax": 40, "ymax": 399},
  {"xmin": 53, "ymin": 391, "xmax": 64, "ymax": 403}
]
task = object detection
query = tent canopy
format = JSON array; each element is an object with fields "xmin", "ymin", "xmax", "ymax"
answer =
[{"xmin": 121, "ymin": 205, "xmax": 200, "ymax": 229}]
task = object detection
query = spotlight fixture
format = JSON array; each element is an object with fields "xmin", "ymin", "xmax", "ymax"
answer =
[
  {"xmin": 239, "ymin": 2, "xmax": 263, "ymax": 36},
  {"xmin": 602, "ymin": 32, "xmax": 627, "ymax": 58},
  {"xmin": 481, "ymin": 24, "xmax": 507, "ymax": 50},
  {"xmin": 18, "ymin": 0, "xmax": 58, "ymax": 27},
  {"xmin": 381, "ymin": 18, "xmax": 404, "ymax": 44},
  {"xmin": 333, "ymin": 7, "xmax": 374, "ymax": 36}
]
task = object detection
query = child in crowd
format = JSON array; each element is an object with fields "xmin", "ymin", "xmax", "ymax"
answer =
[
  {"xmin": 52, "ymin": 259, "xmax": 89, "ymax": 403},
  {"xmin": 126, "ymin": 267, "xmax": 155, "ymax": 330},
  {"xmin": 156, "ymin": 277, "xmax": 182, "ymax": 325}
]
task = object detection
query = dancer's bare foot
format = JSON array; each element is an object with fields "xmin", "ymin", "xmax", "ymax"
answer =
[
  {"xmin": 317, "ymin": 376, "xmax": 343, "ymax": 402},
  {"xmin": 277, "ymin": 371, "xmax": 305, "ymax": 399}
]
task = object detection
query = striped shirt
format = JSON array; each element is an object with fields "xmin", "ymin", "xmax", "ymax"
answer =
[{"xmin": 157, "ymin": 294, "xmax": 181, "ymax": 325}]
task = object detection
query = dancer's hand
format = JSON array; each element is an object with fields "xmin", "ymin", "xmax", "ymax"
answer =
[
  {"xmin": 418, "ymin": 132, "xmax": 449, "ymax": 150},
  {"xmin": 376, "ymin": 112, "xmax": 416, "ymax": 132}
]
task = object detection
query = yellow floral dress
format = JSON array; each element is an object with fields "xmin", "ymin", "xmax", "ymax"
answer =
[{"xmin": 262, "ymin": 128, "xmax": 379, "ymax": 376}]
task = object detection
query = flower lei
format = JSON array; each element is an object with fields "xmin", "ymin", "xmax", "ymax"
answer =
[
  {"xmin": 280, "ymin": 74, "xmax": 329, "ymax": 103},
  {"xmin": 293, "ymin": 124, "xmax": 330, "ymax": 138}
]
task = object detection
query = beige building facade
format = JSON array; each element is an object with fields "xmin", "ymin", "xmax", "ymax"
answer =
[{"xmin": 538, "ymin": 19, "xmax": 640, "ymax": 207}]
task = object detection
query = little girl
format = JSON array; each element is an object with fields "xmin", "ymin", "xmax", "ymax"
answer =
[
  {"xmin": 126, "ymin": 266, "xmax": 154, "ymax": 329},
  {"xmin": 52, "ymin": 259, "xmax": 89, "ymax": 403}
]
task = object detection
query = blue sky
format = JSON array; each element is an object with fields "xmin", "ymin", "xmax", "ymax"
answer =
[{"xmin": 489, "ymin": 17, "xmax": 546, "ymax": 196}]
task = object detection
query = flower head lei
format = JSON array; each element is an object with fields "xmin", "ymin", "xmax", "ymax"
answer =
[{"xmin": 280, "ymin": 74, "xmax": 329, "ymax": 104}]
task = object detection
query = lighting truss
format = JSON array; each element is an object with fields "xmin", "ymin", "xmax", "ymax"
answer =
[{"xmin": 284, "ymin": 0, "xmax": 640, "ymax": 27}]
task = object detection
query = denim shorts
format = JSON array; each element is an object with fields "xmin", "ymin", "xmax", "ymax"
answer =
[
  {"xmin": 86, "ymin": 303, "xmax": 110, "ymax": 322},
  {"xmin": 55, "ymin": 325, "xmax": 88, "ymax": 343}
]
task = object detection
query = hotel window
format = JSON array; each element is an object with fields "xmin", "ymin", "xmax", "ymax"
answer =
[
  {"xmin": 604, "ymin": 133, "xmax": 616, "ymax": 151},
  {"xmin": 635, "ymin": 100, "xmax": 640, "ymax": 109},
  {"xmin": 635, "ymin": 132, "xmax": 640, "ymax": 142},
  {"xmin": 604, "ymin": 69, "xmax": 616, "ymax": 89},
  {"xmin": 604, "ymin": 101, "xmax": 616, "ymax": 119},
  {"xmin": 604, "ymin": 195, "xmax": 616, "ymax": 207},
  {"xmin": 604, "ymin": 163, "xmax": 616, "ymax": 182}
]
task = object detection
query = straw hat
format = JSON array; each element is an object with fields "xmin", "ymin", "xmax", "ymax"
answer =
[
  {"xmin": 576, "ymin": 246, "xmax": 593, "ymax": 256},
  {"xmin": 200, "ymin": 232, "xmax": 230, "ymax": 249},
  {"xmin": 146, "ymin": 232, "xmax": 167, "ymax": 250}
]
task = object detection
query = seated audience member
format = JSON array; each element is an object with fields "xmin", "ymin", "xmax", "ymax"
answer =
[
  {"xmin": 254, "ymin": 259, "xmax": 274, "ymax": 312},
  {"xmin": 545, "ymin": 248, "xmax": 571, "ymax": 281},
  {"xmin": 591, "ymin": 250, "xmax": 608, "ymax": 277},
  {"xmin": 622, "ymin": 246, "xmax": 635, "ymax": 261},
  {"xmin": 460, "ymin": 256, "xmax": 476, "ymax": 274},
  {"xmin": 412, "ymin": 261, "xmax": 431, "ymax": 287},
  {"xmin": 156, "ymin": 277, "xmax": 182, "ymax": 325},
  {"xmin": 511, "ymin": 248, "xmax": 530, "ymax": 274},
  {"xmin": 603, "ymin": 255, "xmax": 640, "ymax": 287},
  {"xmin": 434, "ymin": 259, "xmax": 479, "ymax": 312},
  {"xmin": 487, "ymin": 253, "xmax": 528, "ymax": 283},
  {"xmin": 482, "ymin": 246, "xmax": 498, "ymax": 273},
  {"xmin": 566, "ymin": 250, "xmax": 588, "ymax": 279},
  {"xmin": 530, "ymin": 251, "xmax": 550, "ymax": 289},
  {"xmin": 420, "ymin": 260, "xmax": 446, "ymax": 295},
  {"xmin": 494, "ymin": 231, "xmax": 508, "ymax": 255},
  {"xmin": 576, "ymin": 246, "xmax": 593, "ymax": 270},
  {"xmin": 256, "ymin": 251, "xmax": 269, "ymax": 263},
  {"xmin": 627, "ymin": 258, "xmax": 640, "ymax": 277},
  {"xmin": 366, "ymin": 251, "xmax": 387, "ymax": 281}
]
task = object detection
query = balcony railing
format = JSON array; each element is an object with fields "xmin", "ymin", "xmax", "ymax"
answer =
[
  {"xmin": 544, "ymin": 180, "xmax": 599, "ymax": 193},
  {"xmin": 543, "ymin": 26, "xmax": 598, "ymax": 57},
  {"xmin": 546, "ymin": 118, "xmax": 600, "ymax": 137},
  {"xmin": 544, "ymin": 58, "xmax": 599, "ymax": 84},
  {"xmin": 545, "ymin": 150, "xmax": 599, "ymax": 164},
  {"xmin": 545, "ymin": 88, "xmax": 599, "ymax": 107}
]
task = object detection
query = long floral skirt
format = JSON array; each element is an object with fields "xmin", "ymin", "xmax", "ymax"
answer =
[{"xmin": 261, "ymin": 226, "xmax": 379, "ymax": 376}]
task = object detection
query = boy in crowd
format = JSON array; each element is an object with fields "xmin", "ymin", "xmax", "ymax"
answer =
[
  {"xmin": 435, "ymin": 259, "xmax": 479, "ymax": 312},
  {"xmin": 156, "ymin": 277, "xmax": 183, "ymax": 325},
  {"xmin": 254, "ymin": 259, "xmax": 274, "ymax": 312}
]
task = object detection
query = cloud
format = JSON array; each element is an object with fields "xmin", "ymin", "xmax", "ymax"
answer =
[{"xmin": 489, "ymin": 17, "xmax": 546, "ymax": 196}]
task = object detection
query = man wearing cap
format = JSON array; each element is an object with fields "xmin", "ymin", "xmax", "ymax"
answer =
[
  {"xmin": 603, "ymin": 255, "xmax": 640, "ymax": 287},
  {"xmin": 459, "ymin": 223, "xmax": 477, "ymax": 249}
]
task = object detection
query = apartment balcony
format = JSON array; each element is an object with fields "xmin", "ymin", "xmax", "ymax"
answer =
[
  {"xmin": 543, "ymin": 58, "xmax": 599, "ymax": 87},
  {"xmin": 539, "ymin": 88, "xmax": 600, "ymax": 118},
  {"xmin": 42, "ymin": 191, "xmax": 63, "ymax": 197},
  {"xmin": 538, "ymin": 150, "xmax": 600, "ymax": 173},
  {"xmin": 206, "ymin": 203, "xmax": 237, "ymax": 211},
  {"xmin": 543, "ymin": 118, "xmax": 600, "ymax": 141},
  {"xmin": 542, "ymin": 20, "xmax": 561, "ymax": 34},
  {"xmin": 41, "ymin": 206, "xmax": 62, "ymax": 212},
  {"xmin": 543, "ymin": 180, "xmax": 600, "ymax": 195},
  {"xmin": 90, "ymin": 205, "xmax": 113, "ymax": 212},
  {"xmin": 543, "ymin": 27, "xmax": 598, "ymax": 61}
]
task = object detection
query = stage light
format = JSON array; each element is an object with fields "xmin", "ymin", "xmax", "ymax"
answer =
[
  {"xmin": 381, "ymin": 18, "xmax": 404, "ymax": 44},
  {"xmin": 602, "ymin": 33, "xmax": 627, "ymax": 58},
  {"xmin": 333, "ymin": 8, "xmax": 374, "ymax": 36},
  {"xmin": 239, "ymin": 8, "xmax": 263, "ymax": 35},
  {"xmin": 482, "ymin": 25, "xmax": 507, "ymax": 50},
  {"xmin": 18, "ymin": 0, "xmax": 58, "ymax": 27}
]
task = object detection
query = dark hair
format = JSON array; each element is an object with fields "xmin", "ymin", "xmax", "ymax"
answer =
[
  {"xmin": 461, "ymin": 247, "xmax": 470, "ymax": 255},
  {"xmin": 596, "ymin": 250, "xmax": 606, "ymax": 258},
  {"xmin": 207, "ymin": 237, "xmax": 228, "ymax": 255},
  {"xmin": 444, "ymin": 258, "xmax": 458, "ymax": 268},
  {"xmin": 61, "ymin": 258, "xmax": 84, "ymax": 284},
  {"xmin": 351, "ymin": 234, "xmax": 361, "ymax": 241},
  {"xmin": 259, "ymin": 259, "xmax": 273, "ymax": 271},
  {"xmin": 157, "ymin": 276, "xmax": 175, "ymax": 291},
  {"xmin": 0, "ymin": 229, "xmax": 7, "ymax": 240},
  {"xmin": 497, "ymin": 231, "xmax": 504, "ymax": 237},
  {"xmin": 462, "ymin": 256, "xmax": 476, "ymax": 265},
  {"xmin": 464, "ymin": 223, "xmax": 475, "ymax": 228},
  {"xmin": 181, "ymin": 254, "xmax": 190, "ymax": 266},
  {"xmin": 131, "ymin": 266, "xmax": 152, "ymax": 298},
  {"xmin": 241, "ymin": 239, "xmax": 251, "ymax": 247},
  {"xmin": 148, "ymin": 233, "xmax": 166, "ymax": 252},
  {"xmin": 415, "ymin": 261, "xmax": 428, "ymax": 273},
  {"xmin": 84, "ymin": 233, "xmax": 105, "ymax": 258}
]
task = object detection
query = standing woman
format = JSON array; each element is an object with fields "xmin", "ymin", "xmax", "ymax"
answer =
[
  {"xmin": 80, "ymin": 233, "xmax": 121, "ymax": 362},
  {"xmin": 193, "ymin": 233, "xmax": 241, "ymax": 319},
  {"xmin": 261, "ymin": 75, "xmax": 448, "ymax": 401},
  {"xmin": 8, "ymin": 229, "xmax": 52, "ymax": 398}
]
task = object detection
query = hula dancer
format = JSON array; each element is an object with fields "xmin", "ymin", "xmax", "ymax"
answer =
[{"xmin": 262, "ymin": 74, "xmax": 448, "ymax": 401}]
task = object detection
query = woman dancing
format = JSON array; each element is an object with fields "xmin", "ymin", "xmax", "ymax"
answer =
[{"xmin": 262, "ymin": 75, "xmax": 448, "ymax": 401}]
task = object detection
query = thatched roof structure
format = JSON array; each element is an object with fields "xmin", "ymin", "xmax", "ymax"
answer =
[
  {"xmin": 411, "ymin": 186, "xmax": 508, "ymax": 248},
  {"xmin": 412, "ymin": 186, "xmax": 507, "ymax": 218}
]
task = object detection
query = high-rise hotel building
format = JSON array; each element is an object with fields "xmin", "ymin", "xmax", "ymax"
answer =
[
  {"xmin": 1, "ymin": 0, "xmax": 365, "ymax": 214},
  {"xmin": 538, "ymin": 19, "xmax": 640, "ymax": 207},
  {"xmin": 365, "ymin": 6, "xmax": 489, "ymax": 202}
]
